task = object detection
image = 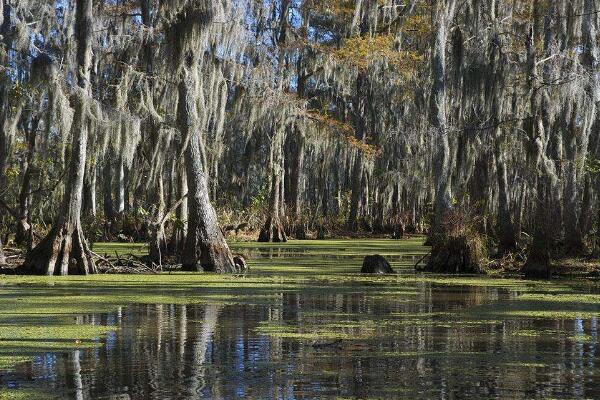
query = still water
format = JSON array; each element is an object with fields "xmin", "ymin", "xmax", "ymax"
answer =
[{"xmin": 2, "ymin": 239, "xmax": 600, "ymax": 399}]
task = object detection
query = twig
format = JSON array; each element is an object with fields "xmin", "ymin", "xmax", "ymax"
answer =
[
  {"xmin": 90, "ymin": 250, "xmax": 115, "ymax": 266},
  {"xmin": 414, "ymin": 252, "xmax": 431, "ymax": 270}
]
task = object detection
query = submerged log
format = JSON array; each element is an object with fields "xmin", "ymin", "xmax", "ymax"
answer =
[{"xmin": 361, "ymin": 255, "xmax": 394, "ymax": 274}]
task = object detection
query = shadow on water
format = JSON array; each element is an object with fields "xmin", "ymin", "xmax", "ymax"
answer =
[{"xmin": 1, "ymin": 239, "xmax": 600, "ymax": 399}]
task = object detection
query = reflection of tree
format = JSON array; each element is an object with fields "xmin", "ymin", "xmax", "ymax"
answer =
[
  {"xmin": 71, "ymin": 349, "xmax": 84, "ymax": 400},
  {"xmin": 12, "ymin": 285, "xmax": 600, "ymax": 399},
  {"xmin": 186, "ymin": 304, "xmax": 221, "ymax": 398}
]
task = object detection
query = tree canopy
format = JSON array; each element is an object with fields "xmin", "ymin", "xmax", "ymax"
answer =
[{"xmin": 0, "ymin": 0, "xmax": 599, "ymax": 277}]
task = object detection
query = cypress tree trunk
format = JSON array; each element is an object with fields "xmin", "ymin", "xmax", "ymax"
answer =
[
  {"xmin": 19, "ymin": 0, "xmax": 96, "ymax": 275},
  {"xmin": 563, "ymin": 104, "xmax": 584, "ymax": 254},
  {"xmin": 290, "ymin": 131, "xmax": 305, "ymax": 238},
  {"xmin": 578, "ymin": 176, "xmax": 593, "ymax": 239},
  {"xmin": 15, "ymin": 118, "xmax": 37, "ymax": 246},
  {"xmin": 179, "ymin": 64, "xmax": 237, "ymax": 273},
  {"xmin": 102, "ymin": 157, "xmax": 114, "ymax": 217},
  {"xmin": 83, "ymin": 163, "xmax": 97, "ymax": 218},
  {"xmin": 171, "ymin": 163, "xmax": 188, "ymax": 255},
  {"xmin": 0, "ymin": 0, "xmax": 11, "ymax": 193},
  {"xmin": 149, "ymin": 175, "xmax": 168, "ymax": 265},
  {"xmin": 259, "ymin": 129, "xmax": 287, "ymax": 243},
  {"xmin": 347, "ymin": 73, "xmax": 368, "ymax": 230},
  {"xmin": 489, "ymin": 31, "xmax": 516, "ymax": 253},
  {"xmin": 524, "ymin": 178, "xmax": 552, "ymax": 278},
  {"xmin": 424, "ymin": 0, "xmax": 482, "ymax": 274},
  {"xmin": 429, "ymin": 1, "xmax": 454, "ymax": 228},
  {"xmin": 573, "ymin": 0, "xmax": 600, "ymax": 251},
  {"xmin": 116, "ymin": 156, "xmax": 126, "ymax": 215},
  {"xmin": 495, "ymin": 146, "xmax": 516, "ymax": 252},
  {"xmin": 0, "ymin": 123, "xmax": 9, "ymax": 196},
  {"xmin": 0, "ymin": 237, "xmax": 6, "ymax": 267},
  {"xmin": 348, "ymin": 152, "xmax": 364, "ymax": 230},
  {"xmin": 523, "ymin": 0, "xmax": 552, "ymax": 278},
  {"xmin": 0, "ymin": 1, "xmax": 13, "ymax": 258}
]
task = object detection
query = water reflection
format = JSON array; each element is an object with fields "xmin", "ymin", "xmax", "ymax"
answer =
[
  {"xmin": 3, "ymin": 237, "xmax": 600, "ymax": 399},
  {"xmin": 1, "ymin": 282, "xmax": 600, "ymax": 399}
]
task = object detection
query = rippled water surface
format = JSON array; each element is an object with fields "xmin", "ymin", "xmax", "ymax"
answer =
[{"xmin": 2, "ymin": 239, "xmax": 600, "ymax": 399}]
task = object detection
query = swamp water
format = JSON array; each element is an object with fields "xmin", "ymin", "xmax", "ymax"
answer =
[{"xmin": 1, "ymin": 239, "xmax": 600, "ymax": 399}]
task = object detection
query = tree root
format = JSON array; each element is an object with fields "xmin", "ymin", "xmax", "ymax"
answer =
[
  {"xmin": 19, "ymin": 224, "xmax": 96, "ymax": 275},
  {"xmin": 258, "ymin": 215, "xmax": 287, "ymax": 243}
]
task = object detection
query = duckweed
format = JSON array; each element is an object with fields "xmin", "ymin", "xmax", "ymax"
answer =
[{"xmin": 1, "ymin": 237, "xmax": 600, "ymax": 397}]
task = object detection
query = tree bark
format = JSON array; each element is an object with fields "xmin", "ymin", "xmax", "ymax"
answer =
[
  {"xmin": 259, "ymin": 128, "xmax": 287, "ymax": 243},
  {"xmin": 171, "ymin": 161, "xmax": 188, "ymax": 255},
  {"xmin": 563, "ymin": 103, "xmax": 584, "ymax": 254},
  {"xmin": 0, "ymin": 0, "xmax": 12, "ymax": 193},
  {"xmin": 19, "ymin": 0, "xmax": 96, "ymax": 275},
  {"xmin": 15, "ymin": 116, "xmax": 37, "ymax": 246},
  {"xmin": 179, "ymin": 64, "xmax": 237, "ymax": 273},
  {"xmin": 429, "ymin": 0, "xmax": 455, "ymax": 230},
  {"xmin": 149, "ymin": 174, "xmax": 168, "ymax": 265},
  {"xmin": 347, "ymin": 73, "xmax": 368, "ymax": 230},
  {"xmin": 495, "ymin": 146, "xmax": 516, "ymax": 252},
  {"xmin": 83, "ymin": 163, "xmax": 97, "ymax": 218},
  {"xmin": 348, "ymin": 152, "xmax": 364, "ymax": 230},
  {"xmin": 102, "ymin": 158, "xmax": 114, "ymax": 222},
  {"xmin": 524, "ymin": 178, "xmax": 552, "ymax": 278},
  {"xmin": 285, "ymin": 130, "xmax": 304, "ymax": 218},
  {"xmin": 0, "ymin": 236, "xmax": 6, "ymax": 266},
  {"xmin": 523, "ymin": 0, "xmax": 552, "ymax": 278},
  {"xmin": 578, "ymin": 176, "xmax": 593, "ymax": 239},
  {"xmin": 116, "ymin": 155, "xmax": 126, "ymax": 215},
  {"xmin": 489, "ymin": 29, "xmax": 516, "ymax": 253}
]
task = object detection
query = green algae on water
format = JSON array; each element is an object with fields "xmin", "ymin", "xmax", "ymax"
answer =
[
  {"xmin": 0, "ymin": 388, "xmax": 58, "ymax": 400},
  {"xmin": 0, "ymin": 238, "xmax": 599, "ymax": 380}
]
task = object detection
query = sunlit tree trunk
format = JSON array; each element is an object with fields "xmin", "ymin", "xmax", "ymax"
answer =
[
  {"xmin": 285, "ymin": 128, "xmax": 305, "ymax": 238},
  {"xmin": 180, "ymin": 62, "xmax": 237, "ymax": 273},
  {"xmin": 0, "ymin": 0, "xmax": 11, "ymax": 193},
  {"xmin": 429, "ymin": 0, "xmax": 456, "ymax": 229},
  {"xmin": 259, "ymin": 128, "xmax": 287, "ymax": 242},
  {"xmin": 15, "ymin": 115, "xmax": 38, "ymax": 246},
  {"xmin": 19, "ymin": 0, "xmax": 96, "ymax": 275},
  {"xmin": 83, "ymin": 163, "xmax": 97, "ymax": 218},
  {"xmin": 116, "ymin": 155, "xmax": 126, "ymax": 215},
  {"xmin": 149, "ymin": 174, "xmax": 168, "ymax": 265},
  {"xmin": 0, "ymin": 1, "xmax": 9, "ymax": 266},
  {"xmin": 0, "ymin": 237, "xmax": 6, "ymax": 266},
  {"xmin": 172, "ymin": 163, "xmax": 188, "ymax": 255}
]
